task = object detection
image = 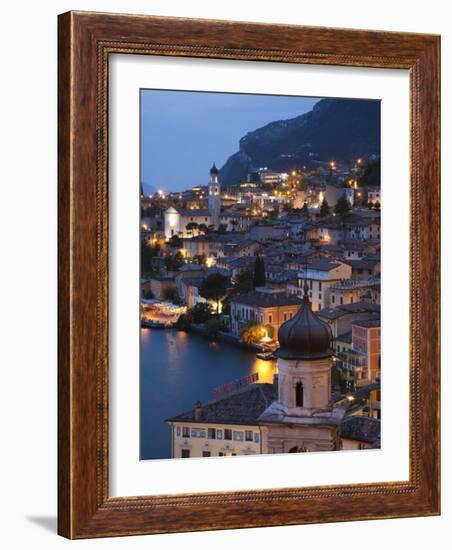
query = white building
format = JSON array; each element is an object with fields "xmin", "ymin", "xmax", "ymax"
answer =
[
  {"xmin": 164, "ymin": 163, "xmax": 222, "ymax": 239},
  {"xmin": 288, "ymin": 259, "xmax": 352, "ymax": 311}
]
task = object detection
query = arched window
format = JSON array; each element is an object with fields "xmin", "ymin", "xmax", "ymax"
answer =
[{"xmin": 295, "ymin": 381, "xmax": 304, "ymax": 407}]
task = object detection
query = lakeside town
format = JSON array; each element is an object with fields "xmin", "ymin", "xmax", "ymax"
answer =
[{"xmin": 140, "ymin": 153, "xmax": 382, "ymax": 459}]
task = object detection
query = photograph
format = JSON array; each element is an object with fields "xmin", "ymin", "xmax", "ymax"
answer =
[{"xmin": 139, "ymin": 90, "xmax": 382, "ymax": 460}]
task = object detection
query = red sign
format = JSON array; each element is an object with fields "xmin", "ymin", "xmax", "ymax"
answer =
[{"xmin": 213, "ymin": 372, "xmax": 259, "ymax": 398}]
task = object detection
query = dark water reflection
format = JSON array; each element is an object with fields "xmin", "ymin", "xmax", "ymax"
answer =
[{"xmin": 140, "ymin": 328, "xmax": 276, "ymax": 459}]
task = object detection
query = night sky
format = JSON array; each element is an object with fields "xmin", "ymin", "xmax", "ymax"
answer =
[{"xmin": 140, "ymin": 90, "xmax": 320, "ymax": 194}]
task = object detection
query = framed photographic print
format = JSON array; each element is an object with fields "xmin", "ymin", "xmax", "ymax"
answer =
[{"xmin": 58, "ymin": 11, "xmax": 440, "ymax": 538}]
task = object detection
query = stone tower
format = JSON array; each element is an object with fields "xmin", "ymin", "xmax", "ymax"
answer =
[
  {"xmin": 259, "ymin": 282, "xmax": 343, "ymax": 453},
  {"xmin": 275, "ymin": 282, "xmax": 334, "ymax": 417},
  {"xmin": 208, "ymin": 162, "xmax": 221, "ymax": 229}
]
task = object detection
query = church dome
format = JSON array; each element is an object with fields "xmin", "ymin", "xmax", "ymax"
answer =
[
  {"xmin": 275, "ymin": 284, "xmax": 333, "ymax": 360},
  {"xmin": 210, "ymin": 162, "xmax": 219, "ymax": 174}
]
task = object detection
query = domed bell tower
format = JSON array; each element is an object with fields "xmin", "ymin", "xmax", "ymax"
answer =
[
  {"xmin": 208, "ymin": 162, "xmax": 221, "ymax": 229},
  {"xmin": 275, "ymin": 282, "xmax": 334, "ymax": 417}
]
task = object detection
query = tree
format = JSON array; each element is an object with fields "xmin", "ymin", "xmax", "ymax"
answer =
[
  {"xmin": 198, "ymin": 223, "xmax": 210, "ymax": 234},
  {"xmin": 192, "ymin": 254, "xmax": 207, "ymax": 267},
  {"xmin": 240, "ymin": 321, "xmax": 265, "ymax": 345},
  {"xmin": 264, "ymin": 324, "xmax": 275, "ymax": 339},
  {"xmin": 334, "ymin": 195, "xmax": 352, "ymax": 217},
  {"xmin": 301, "ymin": 202, "xmax": 309, "ymax": 215},
  {"xmin": 141, "ymin": 240, "xmax": 159, "ymax": 274},
  {"xmin": 168, "ymin": 235, "xmax": 182, "ymax": 249},
  {"xmin": 204, "ymin": 317, "xmax": 223, "ymax": 339},
  {"xmin": 218, "ymin": 224, "xmax": 227, "ymax": 233},
  {"xmin": 267, "ymin": 206, "xmax": 279, "ymax": 220},
  {"xmin": 354, "ymin": 192, "xmax": 366, "ymax": 208},
  {"xmin": 235, "ymin": 268, "xmax": 254, "ymax": 293},
  {"xmin": 253, "ymin": 254, "xmax": 266, "ymax": 288},
  {"xmin": 319, "ymin": 197, "xmax": 330, "ymax": 217},
  {"xmin": 199, "ymin": 273, "xmax": 229, "ymax": 314},
  {"xmin": 189, "ymin": 302, "xmax": 213, "ymax": 324},
  {"xmin": 360, "ymin": 157, "xmax": 381, "ymax": 187},
  {"xmin": 186, "ymin": 222, "xmax": 199, "ymax": 233},
  {"xmin": 162, "ymin": 287, "xmax": 176, "ymax": 302},
  {"xmin": 164, "ymin": 251, "xmax": 184, "ymax": 271}
]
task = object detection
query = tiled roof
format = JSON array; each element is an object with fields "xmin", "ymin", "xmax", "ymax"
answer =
[
  {"xmin": 336, "ymin": 331, "xmax": 353, "ymax": 343},
  {"xmin": 318, "ymin": 307, "xmax": 348, "ymax": 320},
  {"xmin": 231, "ymin": 290, "xmax": 302, "ymax": 308},
  {"xmin": 184, "ymin": 232, "xmax": 245, "ymax": 243},
  {"xmin": 338, "ymin": 302, "xmax": 380, "ymax": 314},
  {"xmin": 167, "ymin": 383, "xmax": 278, "ymax": 425},
  {"xmin": 342, "ymin": 259, "xmax": 380, "ymax": 269},
  {"xmin": 354, "ymin": 382, "xmax": 380, "ymax": 399},
  {"xmin": 340, "ymin": 416, "xmax": 381, "ymax": 444},
  {"xmin": 306, "ymin": 258, "xmax": 342, "ymax": 271},
  {"xmin": 352, "ymin": 318, "xmax": 381, "ymax": 329},
  {"xmin": 318, "ymin": 302, "xmax": 380, "ymax": 320},
  {"xmin": 176, "ymin": 208, "xmax": 211, "ymax": 217}
]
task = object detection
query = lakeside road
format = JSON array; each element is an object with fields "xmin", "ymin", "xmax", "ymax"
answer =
[{"xmin": 140, "ymin": 327, "xmax": 277, "ymax": 460}]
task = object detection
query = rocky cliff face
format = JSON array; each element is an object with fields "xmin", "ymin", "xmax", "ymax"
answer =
[{"xmin": 219, "ymin": 98, "xmax": 380, "ymax": 185}]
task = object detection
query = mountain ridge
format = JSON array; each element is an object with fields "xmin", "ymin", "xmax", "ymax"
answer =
[{"xmin": 219, "ymin": 98, "xmax": 381, "ymax": 185}]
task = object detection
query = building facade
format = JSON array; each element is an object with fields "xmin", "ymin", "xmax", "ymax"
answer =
[
  {"xmin": 288, "ymin": 259, "xmax": 352, "ymax": 311},
  {"xmin": 230, "ymin": 288, "xmax": 302, "ymax": 338}
]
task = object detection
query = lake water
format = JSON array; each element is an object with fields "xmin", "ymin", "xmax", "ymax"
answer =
[{"xmin": 140, "ymin": 328, "xmax": 277, "ymax": 459}]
